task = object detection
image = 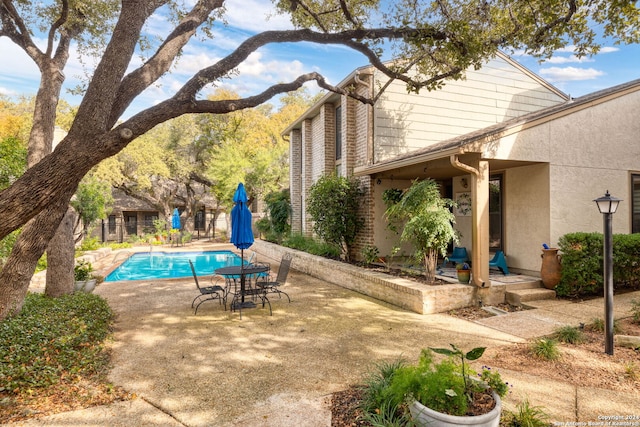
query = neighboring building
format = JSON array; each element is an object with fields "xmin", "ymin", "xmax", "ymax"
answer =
[
  {"xmin": 284, "ymin": 51, "xmax": 640, "ymax": 285},
  {"xmin": 100, "ymin": 189, "xmax": 226, "ymax": 243}
]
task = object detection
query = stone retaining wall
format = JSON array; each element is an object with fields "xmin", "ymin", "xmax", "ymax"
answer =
[{"xmin": 253, "ymin": 240, "xmax": 505, "ymax": 314}]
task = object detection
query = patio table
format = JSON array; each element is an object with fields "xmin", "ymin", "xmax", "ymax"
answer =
[{"xmin": 215, "ymin": 264, "xmax": 269, "ymax": 310}]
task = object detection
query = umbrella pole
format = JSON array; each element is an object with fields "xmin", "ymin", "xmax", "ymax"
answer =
[{"xmin": 240, "ymin": 248, "xmax": 245, "ymax": 303}]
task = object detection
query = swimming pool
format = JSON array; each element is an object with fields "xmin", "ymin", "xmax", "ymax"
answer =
[{"xmin": 105, "ymin": 250, "xmax": 244, "ymax": 282}]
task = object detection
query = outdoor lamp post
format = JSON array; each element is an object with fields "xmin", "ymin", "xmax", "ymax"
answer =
[{"xmin": 593, "ymin": 190, "xmax": 621, "ymax": 355}]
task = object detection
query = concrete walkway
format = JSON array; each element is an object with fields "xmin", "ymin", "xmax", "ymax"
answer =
[{"xmin": 7, "ymin": 243, "xmax": 640, "ymax": 426}]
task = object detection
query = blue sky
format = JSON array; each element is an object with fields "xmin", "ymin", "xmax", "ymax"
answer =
[{"xmin": 1, "ymin": 0, "xmax": 639, "ymax": 118}]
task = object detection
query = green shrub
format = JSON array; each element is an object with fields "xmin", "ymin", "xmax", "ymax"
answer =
[
  {"xmin": 587, "ymin": 317, "xmax": 621, "ymax": 334},
  {"xmin": 108, "ymin": 242, "xmax": 132, "ymax": 250},
  {"xmin": 530, "ymin": 338, "xmax": 560, "ymax": 361},
  {"xmin": 306, "ymin": 174, "xmax": 364, "ymax": 261},
  {"xmin": 0, "ymin": 292, "xmax": 114, "ymax": 393},
  {"xmin": 78, "ymin": 236, "xmax": 102, "ymax": 251},
  {"xmin": 360, "ymin": 359, "xmax": 406, "ymax": 420},
  {"xmin": 556, "ymin": 233, "xmax": 603, "ymax": 298},
  {"xmin": 553, "ymin": 325, "xmax": 585, "ymax": 344},
  {"xmin": 502, "ymin": 398, "xmax": 550, "ymax": 427},
  {"xmin": 631, "ymin": 298, "xmax": 640, "ymax": 324},
  {"xmin": 282, "ymin": 233, "xmax": 341, "ymax": 258},
  {"xmin": 361, "ymin": 245, "xmax": 380, "ymax": 265},
  {"xmin": 557, "ymin": 232, "xmax": 640, "ymax": 298}
]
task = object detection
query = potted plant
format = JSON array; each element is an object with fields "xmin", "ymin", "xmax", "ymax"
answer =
[
  {"xmin": 407, "ymin": 345, "xmax": 508, "ymax": 427},
  {"xmin": 74, "ymin": 260, "xmax": 97, "ymax": 293},
  {"xmin": 457, "ymin": 262, "xmax": 471, "ymax": 284},
  {"xmin": 361, "ymin": 345, "xmax": 508, "ymax": 427}
]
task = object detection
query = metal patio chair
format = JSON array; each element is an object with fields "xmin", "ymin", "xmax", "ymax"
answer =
[
  {"xmin": 189, "ymin": 260, "xmax": 226, "ymax": 314},
  {"xmin": 256, "ymin": 253, "xmax": 292, "ymax": 303}
]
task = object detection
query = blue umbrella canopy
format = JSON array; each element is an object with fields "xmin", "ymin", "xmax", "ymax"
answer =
[
  {"xmin": 230, "ymin": 183, "xmax": 254, "ymax": 251},
  {"xmin": 171, "ymin": 208, "xmax": 181, "ymax": 230}
]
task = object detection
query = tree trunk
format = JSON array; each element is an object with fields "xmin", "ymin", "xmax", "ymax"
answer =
[
  {"xmin": 424, "ymin": 249, "xmax": 438, "ymax": 283},
  {"xmin": 45, "ymin": 207, "xmax": 76, "ymax": 297},
  {"xmin": 0, "ymin": 199, "xmax": 69, "ymax": 318}
]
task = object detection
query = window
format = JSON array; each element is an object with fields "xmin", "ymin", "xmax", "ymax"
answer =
[
  {"xmin": 489, "ymin": 175, "xmax": 503, "ymax": 251},
  {"xmin": 335, "ymin": 105, "xmax": 342, "ymax": 161},
  {"xmin": 632, "ymin": 174, "xmax": 640, "ymax": 233},
  {"xmin": 108, "ymin": 215, "xmax": 116, "ymax": 234},
  {"xmin": 195, "ymin": 210, "xmax": 205, "ymax": 230}
]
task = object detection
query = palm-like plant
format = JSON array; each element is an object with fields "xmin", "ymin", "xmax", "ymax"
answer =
[{"xmin": 385, "ymin": 179, "xmax": 458, "ymax": 282}]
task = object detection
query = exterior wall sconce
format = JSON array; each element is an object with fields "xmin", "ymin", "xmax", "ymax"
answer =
[
  {"xmin": 460, "ymin": 178, "xmax": 468, "ymax": 189},
  {"xmin": 593, "ymin": 190, "xmax": 621, "ymax": 355},
  {"xmin": 376, "ymin": 178, "xmax": 382, "ymax": 185}
]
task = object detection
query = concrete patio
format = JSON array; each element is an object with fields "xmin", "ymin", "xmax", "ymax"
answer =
[{"xmin": 13, "ymin": 241, "xmax": 640, "ymax": 426}]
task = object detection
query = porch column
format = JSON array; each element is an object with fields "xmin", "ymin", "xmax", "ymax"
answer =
[
  {"xmin": 470, "ymin": 158, "xmax": 490, "ymax": 288},
  {"xmin": 451, "ymin": 155, "xmax": 490, "ymax": 288}
]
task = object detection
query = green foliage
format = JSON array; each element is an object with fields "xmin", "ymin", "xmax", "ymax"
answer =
[
  {"xmin": 0, "ymin": 136, "xmax": 27, "ymax": 190},
  {"xmin": 587, "ymin": 318, "xmax": 621, "ymax": 334},
  {"xmin": 74, "ymin": 260, "xmax": 94, "ymax": 281},
  {"xmin": 557, "ymin": 232, "xmax": 640, "ymax": 298},
  {"xmin": 553, "ymin": 325, "xmax": 585, "ymax": 344},
  {"xmin": 381, "ymin": 188, "xmax": 403, "ymax": 207},
  {"xmin": 556, "ymin": 233, "xmax": 602, "ymax": 297},
  {"xmin": 361, "ymin": 359, "xmax": 407, "ymax": 418},
  {"xmin": 78, "ymin": 236, "xmax": 102, "ymax": 252},
  {"xmin": 153, "ymin": 219, "xmax": 167, "ymax": 236},
  {"xmin": 0, "ymin": 230, "xmax": 20, "ymax": 270},
  {"xmin": 361, "ymin": 245, "xmax": 380, "ymax": 265},
  {"xmin": 306, "ymin": 175, "xmax": 364, "ymax": 261},
  {"xmin": 107, "ymin": 242, "xmax": 132, "ymax": 250},
  {"xmin": 281, "ymin": 233, "xmax": 341, "ymax": 258},
  {"xmin": 258, "ymin": 189, "xmax": 291, "ymax": 243},
  {"xmin": 71, "ymin": 174, "xmax": 114, "ymax": 236},
  {"xmin": 0, "ymin": 292, "xmax": 113, "ymax": 393},
  {"xmin": 631, "ymin": 298, "xmax": 640, "ymax": 324},
  {"xmin": 530, "ymin": 339, "xmax": 560, "ymax": 361},
  {"xmin": 384, "ymin": 179, "xmax": 457, "ymax": 282},
  {"xmin": 359, "ymin": 346, "xmax": 507, "ymax": 421},
  {"xmin": 624, "ymin": 362, "xmax": 639, "ymax": 380},
  {"xmin": 359, "ymin": 399, "xmax": 415, "ymax": 427},
  {"xmin": 611, "ymin": 233, "xmax": 640, "ymax": 289},
  {"xmin": 502, "ymin": 398, "xmax": 550, "ymax": 427},
  {"xmin": 277, "ymin": 1, "xmax": 640, "ymax": 97}
]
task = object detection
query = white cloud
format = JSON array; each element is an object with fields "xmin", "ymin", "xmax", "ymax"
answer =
[
  {"xmin": 545, "ymin": 55, "xmax": 594, "ymax": 64},
  {"xmin": 224, "ymin": 0, "xmax": 294, "ymax": 32},
  {"xmin": 539, "ymin": 66, "xmax": 605, "ymax": 82}
]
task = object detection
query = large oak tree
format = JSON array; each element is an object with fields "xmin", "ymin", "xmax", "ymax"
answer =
[{"xmin": 0, "ymin": 0, "xmax": 638, "ymax": 318}]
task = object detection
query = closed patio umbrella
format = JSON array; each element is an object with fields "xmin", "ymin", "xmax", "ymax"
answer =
[
  {"xmin": 171, "ymin": 208, "xmax": 181, "ymax": 230},
  {"xmin": 230, "ymin": 183, "xmax": 254, "ymax": 306}
]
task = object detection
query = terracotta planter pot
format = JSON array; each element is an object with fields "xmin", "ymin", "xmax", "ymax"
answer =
[
  {"xmin": 409, "ymin": 391, "xmax": 501, "ymax": 427},
  {"xmin": 540, "ymin": 248, "xmax": 562, "ymax": 289},
  {"xmin": 457, "ymin": 269, "xmax": 471, "ymax": 284}
]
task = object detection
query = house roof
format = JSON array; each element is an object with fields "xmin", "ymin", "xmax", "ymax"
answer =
[{"xmin": 354, "ymin": 77, "xmax": 640, "ymax": 177}]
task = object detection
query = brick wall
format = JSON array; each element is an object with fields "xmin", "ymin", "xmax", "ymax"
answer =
[{"xmin": 289, "ymin": 129, "xmax": 302, "ymax": 233}]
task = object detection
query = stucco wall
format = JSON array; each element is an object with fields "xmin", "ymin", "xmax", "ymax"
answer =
[
  {"xmin": 492, "ymin": 87, "xmax": 640, "ymax": 273},
  {"xmin": 504, "ymin": 164, "xmax": 550, "ymax": 275},
  {"xmin": 372, "ymin": 178, "xmax": 414, "ymax": 258}
]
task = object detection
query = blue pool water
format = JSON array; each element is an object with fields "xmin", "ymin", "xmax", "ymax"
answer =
[{"xmin": 105, "ymin": 250, "xmax": 244, "ymax": 282}]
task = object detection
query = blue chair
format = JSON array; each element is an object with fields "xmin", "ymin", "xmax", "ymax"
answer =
[
  {"xmin": 489, "ymin": 251, "xmax": 510, "ymax": 275},
  {"xmin": 441, "ymin": 247, "xmax": 468, "ymax": 269}
]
